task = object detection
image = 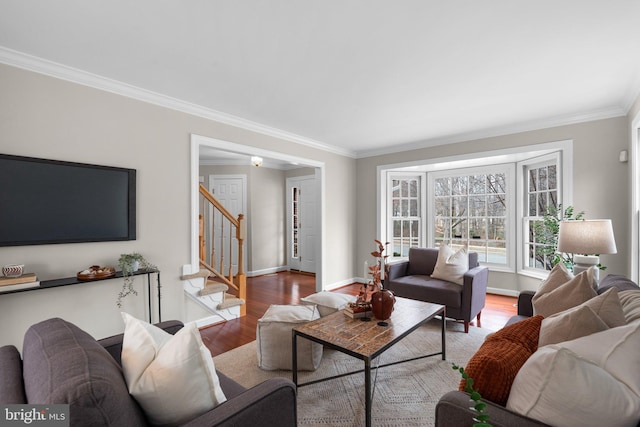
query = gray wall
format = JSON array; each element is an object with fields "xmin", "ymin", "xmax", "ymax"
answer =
[
  {"xmin": 0, "ymin": 63, "xmax": 356, "ymax": 349},
  {"xmin": 356, "ymin": 117, "xmax": 631, "ymax": 293}
]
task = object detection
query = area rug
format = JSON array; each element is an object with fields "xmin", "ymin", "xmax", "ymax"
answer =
[{"xmin": 213, "ymin": 319, "xmax": 491, "ymax": 427}]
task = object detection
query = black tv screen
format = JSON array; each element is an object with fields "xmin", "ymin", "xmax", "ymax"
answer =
[{"xmin": 0, "ymin": 154, "xmax": 136, "ymax": 246}]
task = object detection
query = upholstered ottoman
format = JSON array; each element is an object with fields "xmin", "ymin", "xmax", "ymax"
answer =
[{"xmin": 256, "ymin": 304, "xmax": 322, "ymax": 371}]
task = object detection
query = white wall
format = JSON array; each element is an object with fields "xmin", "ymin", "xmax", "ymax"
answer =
[
  {"xmin": 356, "ymin": 117, "xmax": 630, "ymax": 293},
  {"xmin": 0, "ymin": 63, "xmax": 356, "ymax": 349}
]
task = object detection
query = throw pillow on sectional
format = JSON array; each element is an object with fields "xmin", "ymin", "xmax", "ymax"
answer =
[
  {"xmin": 538, "ymin": 305, "xmax": 609, "ymax": 347},
  {"xmin": 532, "ymin": 266, "xmax": 597, "ymax": 317},
  {"xmin": 507, "ymin": 321, "xmax": 640, "ymax": 427},
  {"xmin": 460, "ymin": 315, "xmax": 543, "ymax": 406},
  {"xmin": 120, "ymin": 313, "xmax": 227, "ymax": 426},
  {"xmin": 538, "ymin": 287, "xmax": 627, "ymax": 347}
]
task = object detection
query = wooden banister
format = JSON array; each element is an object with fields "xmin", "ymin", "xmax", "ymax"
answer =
[
  {"xmin": 199, "ymin": 184, "xmax": 239, "ymax": 227},
  {"xmin": 198, "ymin": 184, "xmax": 246, "ymax": 317}
]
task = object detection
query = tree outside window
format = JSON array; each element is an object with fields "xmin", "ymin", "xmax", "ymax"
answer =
[{"xmin": 434, "ymin": 170, "xmax": 507, "ymax": 264}]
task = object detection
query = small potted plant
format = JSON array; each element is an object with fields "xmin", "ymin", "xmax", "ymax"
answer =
[{"xmin": 117, "ymin": 253, "xmax": 156, "ymax": 308}]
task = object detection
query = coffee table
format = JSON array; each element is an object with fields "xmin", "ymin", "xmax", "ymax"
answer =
[{"xmin": 292, "ymin": 297, "xmax": 446, "ymax": 427}]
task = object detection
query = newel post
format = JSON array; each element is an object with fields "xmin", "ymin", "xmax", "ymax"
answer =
[{"xmin": 236, "ymin": 214, "xmax": 247, "ymax": 316}]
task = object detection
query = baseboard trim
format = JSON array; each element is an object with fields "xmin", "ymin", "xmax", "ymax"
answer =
[
  {"xmin": 487, "ymin": 287, "xmax": 520, "ymax": 297},
  {"xmin": 247, "ymin": 266, "xmax": 288, "ymax": 277}
]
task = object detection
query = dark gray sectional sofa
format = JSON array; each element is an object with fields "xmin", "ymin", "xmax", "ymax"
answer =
[
  {"xmin": 435, "ymin": 274, "xmax": 640, "ymax": 427},
  {"xmin": 0, "ymin": 317, "xmax": 296, "ymax": 427}
]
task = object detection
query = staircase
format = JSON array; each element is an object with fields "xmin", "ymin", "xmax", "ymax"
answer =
[{"xmin": 182, "ymin": 184, "xmax": 247, "ymax": 323}]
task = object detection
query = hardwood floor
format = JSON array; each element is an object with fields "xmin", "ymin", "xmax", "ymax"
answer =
[{"xmin": 199, "ymin": 271, "xmax": 517, "ymax": 357}]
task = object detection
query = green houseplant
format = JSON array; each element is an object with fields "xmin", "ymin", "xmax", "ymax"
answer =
[
  {"xmin": 533, "ymin": 204, "xmax": 609, "ymax": 272},
  {"xmin": 533, "ymin": 204, "xmax": 582, "ymax": 270},
  {"xmin": 117, "ymin": 253, "xmax": 156, "ymax": 308},
  {"xmin": 452, "ymin": 363, "xmax": 492, "ymax": 427}
]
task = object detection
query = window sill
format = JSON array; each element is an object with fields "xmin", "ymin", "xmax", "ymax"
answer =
[{"xmin": 518, "ymin": 269, "xmax": 549, "ymax": 281}]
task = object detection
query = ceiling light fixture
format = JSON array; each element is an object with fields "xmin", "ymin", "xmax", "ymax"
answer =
[{"xmin": 251, "ymin": 156, "xmax": 263, "ymax": 167}]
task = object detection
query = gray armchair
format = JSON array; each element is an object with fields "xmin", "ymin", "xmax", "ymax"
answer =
[{"xmin": 386, "ymin": 247, "xmax": 489, "ymax": 333}]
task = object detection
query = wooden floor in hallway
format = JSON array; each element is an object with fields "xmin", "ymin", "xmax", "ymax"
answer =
[{"xmin": 199, "ymin": 271, "xmax": 517, "ymax": 357}]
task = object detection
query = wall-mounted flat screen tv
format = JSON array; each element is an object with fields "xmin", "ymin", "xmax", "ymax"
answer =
[{"xmin": 0, "ymin": 154, "xmax": 136, "ymax": 246}]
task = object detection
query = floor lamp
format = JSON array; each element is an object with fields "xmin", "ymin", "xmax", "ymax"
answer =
[{"xmin": 557, "ymin": 219, "xmax": 617, "ymax": 281}]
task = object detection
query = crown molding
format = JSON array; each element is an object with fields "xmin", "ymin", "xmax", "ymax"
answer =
[
  {"xmin": 621, "ymin": 73, "xmax": 640, "ymax": 115},
  {"xmin": 357, "ymin": 106, "xmax": 627, "ymax": 159},
  {"xmin": 0, "ymin": 46, "xmax": 356, "ymax": 159}
]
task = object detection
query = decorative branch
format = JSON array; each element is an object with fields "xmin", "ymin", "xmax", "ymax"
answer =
[{"xmin": 452, "ymin": 364, "xmax": 492, "ymax": 427}]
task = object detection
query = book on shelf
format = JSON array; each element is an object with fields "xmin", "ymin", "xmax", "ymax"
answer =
[
  {"xmin": 0, "ymin": 273, "xmax": 37, "ymax": 286},
  {"xmin": 0, "ymin": 280, "xmax": 41, "ymax": 292}
]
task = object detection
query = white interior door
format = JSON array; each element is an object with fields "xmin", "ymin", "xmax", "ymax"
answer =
[
  {"xmin": 286, "ymin": 176, "xmax": 317, "ymax": 273},
  {"xmin": 208, "ymin": 175, "xmax": 246, "ymax": 276}
]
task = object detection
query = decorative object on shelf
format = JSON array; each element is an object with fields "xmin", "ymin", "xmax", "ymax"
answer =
[
  {"xmin": 368, "ymin": 239, "xmax": 395, "ymax": 326},
  {"xmin": 2, "ymin": 264, "xmax": 24, "ymax": 278},
  {"xmin": 557, "ymin": 219, "xmax": 617, "ymax": 281},
  {"xmin": 117, "ymin": 253, "xmax": 156, "ymax": 308},
  {"xmin": 77, "ymin": 265, "xmax": 116, "ymax": 281}
]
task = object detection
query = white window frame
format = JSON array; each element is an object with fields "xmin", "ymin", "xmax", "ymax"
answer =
[
  {"xmin": 386, "ymin": 172, "xmax": 426, "ymax": 259},
  {"xmin": 520, "ymin": 154, "xmax": 560, "ymax": 273},
  {"xmin": 377, "ymin": 139, "xmax": 573, "ymax": 277},
  {"xmin": 517, "ymin": 150, "xmax": 572, "ymax": 279},
  {"xmin": 428, "ymin": 164, "xmax": 515, "ymax": 271}
]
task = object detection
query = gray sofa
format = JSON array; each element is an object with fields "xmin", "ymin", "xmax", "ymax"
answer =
[
  {"xmin": 0, "ymin": 317, "xmax": 296, "ymax": 427},
  {"xmin": 435, "ymin": 274, "xmax": 640, "ymax": 427},
  {"xmin": 386, "ymin": 247, "xmax": 489, "ymax": 332}
]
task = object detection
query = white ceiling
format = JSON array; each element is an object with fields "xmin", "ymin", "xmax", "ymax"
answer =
[{"xmin": 1, "ymin": 1, "xmax": 639, "ymax": 158}]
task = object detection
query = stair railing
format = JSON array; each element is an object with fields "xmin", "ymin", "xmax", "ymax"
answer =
[{"xmin": 199, "ymin": 184, "xmax": 246, "ymax": 316}]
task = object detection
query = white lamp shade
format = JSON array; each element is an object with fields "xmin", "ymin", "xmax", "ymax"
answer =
[{"xmin": 557, "ymin": 219, "xmax": 617, "ymax": 255}]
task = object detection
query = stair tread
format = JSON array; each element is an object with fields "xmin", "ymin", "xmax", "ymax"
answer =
[
  {"xmin": 199, "ymin": 282, "xmax": 229, "ymax": 296},
  {"xmin": 217, "ymin": 297, "xmax": 245, "ymax": 310}
]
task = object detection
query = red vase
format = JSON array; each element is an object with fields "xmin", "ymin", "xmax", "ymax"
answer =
[{"xmin": 371, "ymin": 289, "xmax": 395, "ymax": 323}]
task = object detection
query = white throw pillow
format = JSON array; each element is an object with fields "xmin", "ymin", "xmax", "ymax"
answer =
[
  {"xmin": 534, "ymin": 262, "xmax": 574, "ymax": 297},
  {"xmin": 431, "ymin": 244, "xmax": 468, "ymax": 285},
  {"xmin": 571, "ymin": 287, "xmax": 626, "ymax": 328},
  {"xmin": 619, "ymin": 290, "xmax": 640, "ymax": 324},
  {"xmin": 121, "ymin": 313, "xmax": 227, "ymax": 426},
  {"xmin": 507, "ymin": 322, "xmax": 640, "ymax": 427},
  {"xmin": 300, "ymin": 292, "xmax": 357, "ymax": 316},
  {"xmin": 538, "ymin": 305, "xmax": 609, "ymax": 347},
  {"xmin": 532, "ymin": 266, "xmax": 598, "ymax": 317}
]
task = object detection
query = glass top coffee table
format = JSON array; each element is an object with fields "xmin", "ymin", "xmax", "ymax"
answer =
[{"xmin": 292, "ymin": 297, "xmax": 446, "ymax": 427}]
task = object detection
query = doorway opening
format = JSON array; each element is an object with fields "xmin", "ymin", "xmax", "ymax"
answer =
[
  {"xmin": 190, "ymin": 134, "xmax": 325, "ymax": 292},
  {"xmin": 286, "ymin": 175, "xmax": 318, "ymax": 274}
]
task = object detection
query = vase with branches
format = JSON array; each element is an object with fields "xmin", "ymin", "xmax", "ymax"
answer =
[{"xmin": 368, "ymin": 239, "xmax": 395, "ymax": 324}]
